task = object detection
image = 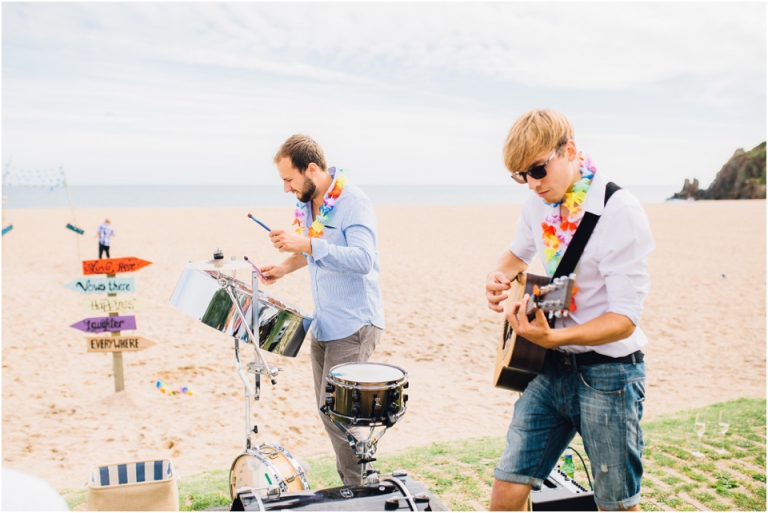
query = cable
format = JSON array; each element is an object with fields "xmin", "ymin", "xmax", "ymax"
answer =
[
  {"xmin": 568, "ymin": 445, "xmax": 593, "ymax": 490},
  {"xmin": 382, "ymin": 476, "xmax": 419, "ymax": 511}
]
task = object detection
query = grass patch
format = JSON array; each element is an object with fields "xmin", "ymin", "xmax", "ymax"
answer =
[{"xmin": 59, "ymin": 398, "xmax": 766, "ymax": 511}]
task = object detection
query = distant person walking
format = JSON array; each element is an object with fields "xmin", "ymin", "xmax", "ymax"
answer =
[{"xmin": 97, "ymin": 219, "xmax": 115, "ymax": 259}]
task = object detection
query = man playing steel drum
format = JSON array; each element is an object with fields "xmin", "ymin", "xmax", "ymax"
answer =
[{"xmin": 260, "ymin": 134, "xmax": 385, "ymax": 487}]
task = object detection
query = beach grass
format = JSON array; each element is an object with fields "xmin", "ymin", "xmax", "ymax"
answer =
[{"xmin": 59, "ymin": 398, "xmax": 766, "ymax": 511}]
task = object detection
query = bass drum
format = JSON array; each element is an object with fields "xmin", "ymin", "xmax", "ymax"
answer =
[{"xmin": 229, "ymin": 444, "xmax": 311, "ymax": 500}]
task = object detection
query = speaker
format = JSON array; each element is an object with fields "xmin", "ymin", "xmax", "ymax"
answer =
[{"xmin": 531, "ymin": 467, "xmax": 597, "ymax": 511}]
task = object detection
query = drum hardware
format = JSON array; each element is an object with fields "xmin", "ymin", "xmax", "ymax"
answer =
[{"xmin": 321, "ymin": 362, "xmax": 409, "ymax": 485}]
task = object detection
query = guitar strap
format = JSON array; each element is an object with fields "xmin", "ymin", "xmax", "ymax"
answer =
[{"xmin": 548, "ymin": 181, "xmax": 621, "ymax": 326}]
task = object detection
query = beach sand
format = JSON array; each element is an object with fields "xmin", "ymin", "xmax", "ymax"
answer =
[{"xmin": 2, "ymin": 200, "xmax": 765, "ymax": 491}]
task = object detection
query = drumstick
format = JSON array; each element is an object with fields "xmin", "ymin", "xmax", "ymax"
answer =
[
  {"xmin": 248, "ymin": 213, "xmax": 311, "ymax": 259},
  {"xmin": 243, "ymin": 256, "xmax": 268, "ymax": 280},
  {"xmin": 247, "ymin": 213, "xmax": 271, "ymax": 232}
]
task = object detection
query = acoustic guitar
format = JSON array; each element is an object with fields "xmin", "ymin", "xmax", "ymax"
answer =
[{"xmin": 493, "ymin": 272, "xmax": 576, "ymax": 392}]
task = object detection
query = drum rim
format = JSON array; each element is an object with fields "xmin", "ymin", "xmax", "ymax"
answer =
[
  {"xmin": 327, "ymin": 362, "xmax": 408, "ymax": 387},
  {"xmin": 193, "ymin": 265, "xmax": 311, "ymax": 318}
]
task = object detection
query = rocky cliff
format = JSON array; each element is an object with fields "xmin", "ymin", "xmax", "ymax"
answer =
[{"xmin": 671, "ymin": 142, "xmax": 766, "ymax": 200}]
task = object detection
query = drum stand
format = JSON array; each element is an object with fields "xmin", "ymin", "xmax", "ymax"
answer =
[
  {"xmin": 325, "ymin": 419, "xmax": 422, "ymax": 510},
  {"xmin": 222, "ymin": 270, "xmax": 281, "ymax": 450},
  {"xmin": 321, "ymin": 415, "xmax": 397, "ymax": 485}
]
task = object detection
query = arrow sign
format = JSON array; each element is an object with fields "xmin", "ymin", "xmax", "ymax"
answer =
[
  {"xmin": 84, "ymin": 297, "xmax": 152, "ymax": 314},
  {"xmin": 86, "ymin": 335, "xmax": 156, "ymax": 353},
  {"xmin": 71, "ymin": 315, "xmax": 137, "ymax": 333},
  {"xmin": 63, "ymin": 277, "xmax": 136, "ymax": 294},
  {"xmin": 82, "ymin": 257, "xmax": 152, "ymax": 276}
]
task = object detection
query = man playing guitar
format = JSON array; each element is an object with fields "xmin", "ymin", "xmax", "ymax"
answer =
[{"xmin": 485, "ymin": 109, "xmax": 655, "ymax": 511}]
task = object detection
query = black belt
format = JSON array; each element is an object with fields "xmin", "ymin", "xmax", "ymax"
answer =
[{"xmin": 549, "ymin": 349, "xmax": 644, "ymax": 368}]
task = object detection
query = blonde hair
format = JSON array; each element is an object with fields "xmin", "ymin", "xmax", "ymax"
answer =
[
  {"xmin": 502, "ymin": 109, "xmax": 573, "ymax": 173},
  {"xmin": 274, "ymin": 134, "xmax": 326, "ymax": 173}
]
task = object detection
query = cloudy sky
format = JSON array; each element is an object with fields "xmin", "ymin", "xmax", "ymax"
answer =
[{"xmin": 2, "ymin": 2, "xmax": 765, "ymax": 187}]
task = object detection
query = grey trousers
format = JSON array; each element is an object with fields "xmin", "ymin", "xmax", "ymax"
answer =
[{"xmin": 311, "ymin": 325, "xmax": 382, "ymax": 486}]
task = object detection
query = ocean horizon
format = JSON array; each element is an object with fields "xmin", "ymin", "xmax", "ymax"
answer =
[{"xmin": 1, "ymin": 183, "xmax": 678, "ymax": 209}]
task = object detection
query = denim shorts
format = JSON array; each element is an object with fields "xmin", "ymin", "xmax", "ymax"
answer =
[{"xmin": 494, "ymin": 355, "xmax": 646, "ymax": 510}]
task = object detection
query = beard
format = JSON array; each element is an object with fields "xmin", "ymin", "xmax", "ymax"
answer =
[{"xmin": 297, "ymin": 177, "xmax": 317, "ymax": 204}]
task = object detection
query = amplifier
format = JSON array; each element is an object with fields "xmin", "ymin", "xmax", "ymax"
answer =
[{"xmin": 531, "ymin": 467, "xmax": 597, "ymax": 511}]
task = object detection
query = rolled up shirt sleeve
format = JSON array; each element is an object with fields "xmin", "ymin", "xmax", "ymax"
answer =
[
  {"xmin": 310, "ymin": 199, "xmax": 377, "ymax": 274},
  {"xmin": 598, "ymin": 201, "xmax": 655, "ymax": 325}
]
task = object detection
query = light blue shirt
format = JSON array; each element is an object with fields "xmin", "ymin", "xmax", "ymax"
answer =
[
  {"xmin": 97, "ymin": 223, "xmax": 114, "ymax": 246},
  {"xmin": 299, "ymin": 167, "xmax": 385, "ymax": 341}
]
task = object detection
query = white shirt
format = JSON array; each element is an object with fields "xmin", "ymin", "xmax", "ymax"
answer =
[{"xmin": 509, "ymin": 170, "xmax": 655, "ymax": 357}]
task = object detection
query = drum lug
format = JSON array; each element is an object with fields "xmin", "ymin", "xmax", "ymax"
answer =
[
  {"xmin": 352, "ymin": 390, "xmax": 360, "ymax": 402},
  {"xmin": 325, "ymin": 396, "xmax": 334, "ymax": 409},
  {"xmin": 351, "ymin": 403, "xmax": 361, "ymax": 415},
  {"xmin": 325, "ymin": 383, "xmax": 335, "ymax": 393}
]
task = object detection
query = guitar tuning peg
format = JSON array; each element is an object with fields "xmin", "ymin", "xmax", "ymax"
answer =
[
  {"xmin": 563, "ymin": 310, "xmax": 569, "ymax": 317},
  {"xmin": 548, "ymin": 311, "xmax": 554, "ymax": 320},
  {"xmin": 568, "ymin": 273, "xmax": 576, "ymax": 280},
  {"xmin": 554, "ymin": 311, "xmax": 562, "ymax": 318}
]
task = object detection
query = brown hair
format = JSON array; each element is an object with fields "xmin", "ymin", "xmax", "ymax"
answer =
[
  {"xmin": 273, "ymin": 134, "xmax": 326, "ymax": 173},
  {"xmin": 502, "ymin": 109, "xmax": 573, "ymax": 173}
]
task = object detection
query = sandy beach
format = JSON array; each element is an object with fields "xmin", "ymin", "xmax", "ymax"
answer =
[{"xmin": 1, "ymin": 200, "xmax": 765, "ymax": 492}]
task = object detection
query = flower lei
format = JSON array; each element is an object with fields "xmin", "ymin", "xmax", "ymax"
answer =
[
  {"xmin": 540, "ymin": 152, "xmax": 596, "ymax": 311},
  {"xmin": 293, "ymin": 168, "xmax": 348, "ymax": 238}
]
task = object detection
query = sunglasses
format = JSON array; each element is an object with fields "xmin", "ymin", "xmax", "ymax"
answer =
[{"xmin": 510, "ymin": 143, "xmax": 565, "ymax": 184}]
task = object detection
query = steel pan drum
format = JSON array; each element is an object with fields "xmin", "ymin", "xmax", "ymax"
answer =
[{"xmin": 169, "ymin": 264, "xmax": 310, "ymax": 357}]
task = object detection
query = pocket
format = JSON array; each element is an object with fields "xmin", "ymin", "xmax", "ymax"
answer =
[{"xmin": 578, "ymin": 364, "xmax": 626, "ymax": 395}]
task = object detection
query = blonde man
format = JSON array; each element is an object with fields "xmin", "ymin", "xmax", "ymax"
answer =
[{"xmin": 485, "ymin": 109, "xmax": 654, "ymax": 511}]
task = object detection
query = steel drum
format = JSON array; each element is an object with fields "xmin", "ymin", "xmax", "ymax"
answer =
[{"xmin": 169, "ymin": 264, "xmax": 310, "ymax": 357}]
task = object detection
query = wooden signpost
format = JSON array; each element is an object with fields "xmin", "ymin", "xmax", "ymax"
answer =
[{"xmin": 65, "ymin": 256, "xmax": 155, "ymax": 392}]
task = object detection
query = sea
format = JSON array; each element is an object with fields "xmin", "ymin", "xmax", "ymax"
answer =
[{"xmin": 1, "ymin": 184, "xmax": 677, "ymax": 209}]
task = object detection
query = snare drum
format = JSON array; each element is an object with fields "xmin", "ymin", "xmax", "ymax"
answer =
[
  {"xmin": 324, "ymin": 363, "xmax": 408, "ymax": 427},
  {"xmin": 229, "ymin": 443, "xmax": 310, "ymax": 500}
]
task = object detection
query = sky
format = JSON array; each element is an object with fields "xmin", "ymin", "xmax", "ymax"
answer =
[{"xmin": 2, "ymin": 2, "xmax": 765, "ymax": 187}]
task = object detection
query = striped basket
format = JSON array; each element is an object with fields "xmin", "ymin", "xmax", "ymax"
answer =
[{"xmin": 86, "ymin": 459, "xmax": 179, "ymax": 511}]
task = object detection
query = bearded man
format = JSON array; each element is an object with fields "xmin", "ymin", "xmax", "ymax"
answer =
[{"xmin": 260, "ymin": 134, "xmax": 385, "ymax": 487}]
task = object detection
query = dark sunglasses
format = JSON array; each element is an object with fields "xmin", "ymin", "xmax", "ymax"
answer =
[{"xmin": 510, "ymin": 143, "xmax": 565, "ymax": 184}]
